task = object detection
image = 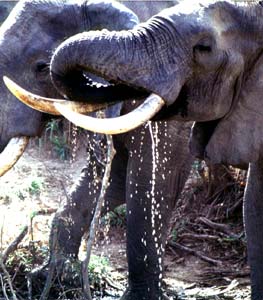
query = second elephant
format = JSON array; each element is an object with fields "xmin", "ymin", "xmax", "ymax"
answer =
[{"xmin": 0, "ymin": 1, "xmax": 193, "ymax": 299}]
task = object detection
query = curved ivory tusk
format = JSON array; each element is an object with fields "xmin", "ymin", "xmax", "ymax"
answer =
[
  {"xmin": 54, "ymin": 93, "xmax": 165, "ymax": 134},
  {"xmin": 0, "ymin": 136, "xmax": 29, "ymax": 177},
  {"xmin": 3, "ymin": 76, "xmax": 109, "ymax": 115}
]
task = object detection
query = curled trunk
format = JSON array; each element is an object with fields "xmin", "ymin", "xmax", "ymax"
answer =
[
  {"xmin": 50, "ymin": 29, "xmax": 149, "ymax": 102},
  {"xmin": 50, "ymin": 16, "xmax": 188, "ymax": 106}
]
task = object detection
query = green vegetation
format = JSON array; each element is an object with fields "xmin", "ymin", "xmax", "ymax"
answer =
[
  {"xmin": 171, "ymin": 228, "xmax": 177, "ymax": 242},
  {"xmin": 102, "ymin": 205, "xmax": 127, "ymax": 228},
  {"xmin": 0, "ymin": 177, "xmax": 44, "ymax": 204},
  {"xmin": 3, "ymin": 249, "xmax": 114, "ymax": 299},
  {"xmin": 28, "ymin": 179, "xmax": 42, "ymax": 195},
  {"xmin": 42, "ymin": 119, "xmax": 70, "ymax": 160},
  {"xmin": 88, "ymin": 254, "xmax": 111, "ymax": 288}
]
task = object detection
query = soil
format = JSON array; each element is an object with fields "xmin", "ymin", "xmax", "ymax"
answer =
[{"xmin": 0, "ymin": 138, "xmax": 251, "ymax": 299}]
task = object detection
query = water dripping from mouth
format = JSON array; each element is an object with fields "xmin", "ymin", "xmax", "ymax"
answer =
[
  {"xmin": 147, "ymin": 122, "xmax": 163, "ymax": 299},
  {"xmin": 70, "ymin": 124, "xmax": 78, "ymax": 164}
]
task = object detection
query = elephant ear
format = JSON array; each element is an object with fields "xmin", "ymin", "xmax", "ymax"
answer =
[
  {"xmin": 83, "ymin": 0, "xmax": 139, "ymax": 30},
  {"xmin": 204, "ymin": 61, "xmax": 263, "ymax": 167}
]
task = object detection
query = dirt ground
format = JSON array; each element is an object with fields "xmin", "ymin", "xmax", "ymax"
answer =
[{"xmin": 0, "ymin": 138, "xmax": 251, "ymax": 299}]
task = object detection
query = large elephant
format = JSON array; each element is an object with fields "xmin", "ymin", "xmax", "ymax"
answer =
[
  {"xmin": 12, "ymin": 0, "xmax": 263, "ymax": 299},
  {"xmin": 0, "ymin": 0, "xmax": 192, "ymax": 298}
]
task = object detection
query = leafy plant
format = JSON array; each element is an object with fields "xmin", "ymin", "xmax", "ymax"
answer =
[
  {"xmin": 28, "ymin": 180, "xmax": 42, "ymax": 195},
  {"xmin": 50, "ymin": 135, "xmax": 70, "ymax": 160},
  {"xmin": 102, "ymin": 205, "xmax": 127, "ymax": 227},
  {"xmin": 171, "ymin": 228, "xmax": 177, "ymax": 242},
  {"xmin": 88, "ymin": 254, "xmax": 110, "ymax": 288},
  {"xmin": 43, "ymin": 119, "xmax": 70, "ymax": 160}
]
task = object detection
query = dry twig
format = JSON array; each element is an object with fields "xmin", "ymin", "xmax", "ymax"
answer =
[
  {"xmin": 168, "ymin": 241, "xmax": 222, "ymax": 266},
  {"xmin": 0, "ymin": 256, "xmax": 18, "ymax": 300},
  {"xmin": 2, "ymin": 226, "xmax": 28, "ymax": 264},
  {"xmin": 198, "ymin": 217, "xmax": 239, "ymax": 238},
  {"xmin": 82, "ymin": 134, "xmax": 116, "ymax": 300},
  {"xmin": 179, "ymin": 233, "xmax": 219, "ymax": 242}
]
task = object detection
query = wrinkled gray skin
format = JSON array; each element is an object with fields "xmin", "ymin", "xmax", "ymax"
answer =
[
  {"xmin": 0, "ymin": 0, "xmax": 139, "ymax": 149},
  {"xmin": 0, "ymin": 1, "xmax": 192, "ymax": 299},
  {"xmin": 49, "ymin": 1, "xmax": 263, "ymax": 299},
  {"xmin": 121, "ymin": 1, "xmax": 178, "ymax": 22}
]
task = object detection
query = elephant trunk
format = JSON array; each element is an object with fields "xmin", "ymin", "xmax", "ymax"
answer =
[
  {"xmin": 50, "ymin": 16, "xmax": 190, "ymax": 106},
  {"xmin": 50, "ymin": 29, "xmax": 149, "ymax": 103}
]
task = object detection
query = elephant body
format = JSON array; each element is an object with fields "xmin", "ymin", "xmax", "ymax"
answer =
[
  {"xmin": 43, "ymin": 1, "xmax": 263, "ymax": 299},
  {"xmin": 53, "ymin": 121, "xmax": 191, "ymax": 293},
  {"xmin": 0, "ymin": 1, "xmax": 193, "ymax": 299}
]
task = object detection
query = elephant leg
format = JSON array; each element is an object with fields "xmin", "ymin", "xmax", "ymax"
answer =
[
  {"xmin": 49, "ymin": 137, "xmax": 128, "ymax": 260},
  {"xmin": 244, "ymin": 160, "xmax": 263, "ymax": 300},
  {"xmin": 121, "ymin": 122, "xmax": 192, "ymax": 300}
]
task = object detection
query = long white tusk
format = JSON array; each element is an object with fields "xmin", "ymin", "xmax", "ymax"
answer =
[
  {"xmin": 54, "ymin": 93, "xmax": 165, "ymax": 134},
  {"xmin": 3, "ymin": 76, "xmax": 109, "ymax": 115},
  {"xmin": 0, "ymin": 136, "xmax": 29, "ymax": 177}
]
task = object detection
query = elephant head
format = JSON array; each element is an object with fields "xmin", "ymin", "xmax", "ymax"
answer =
[
  {"xmin": 6, "ymin": 2, "xmax": 263, "ymax": 299},
  {"xmin": 12, "ymin": 0, "xmax": 263, "ymax": 167},
  {"xmin": 0, "ymin": 0, "xmax": 139, "ymax": 175}
]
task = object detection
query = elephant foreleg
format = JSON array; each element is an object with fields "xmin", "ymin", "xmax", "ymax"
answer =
[
  {"xmin": 244, "ymin": 160, "xmax": 263, "ymax": 300},
  {"xmin": 122, "ymin": 122, "xmax": 192, "ymax": 300}
]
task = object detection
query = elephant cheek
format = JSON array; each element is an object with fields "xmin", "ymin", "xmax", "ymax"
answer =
[{"xmin": 204, "ymin": 114, "xmax": 261, "ymax": 168}]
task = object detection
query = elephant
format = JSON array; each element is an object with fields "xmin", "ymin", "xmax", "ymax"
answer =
[
  {"xmin": 0, "ymin": 1, "xmax": 16, "ymax": 24},
  {"xmin": 0, "ymin": 0, "xmax": 193, "ymax": 298},
  {"xmin": 121, "ymin": 1, "xmax": 179, "ymax": 22},
  {"xmin": 12, "ymin": 0, "xmax": 263, "ymax": 299}
]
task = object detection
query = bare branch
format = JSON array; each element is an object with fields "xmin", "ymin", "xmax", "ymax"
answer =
[
  {"xmin": 2, "ymin": 226, "xmax": 28, "ymax": 264},
  {"xmin": 82, "ymin": 133, "xmax": 116, "ymax": 300},
  {"xmin": 168, "ymin": 241, "xmax": 223, "ymax": 266},
  {"xmin": 0, "ymin": 256, "xmax": 18, "ymax": 300}
]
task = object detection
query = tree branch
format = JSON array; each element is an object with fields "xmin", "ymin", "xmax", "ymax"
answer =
[{"xmin": 82, "ymin": 134, "xmax": 116, "ymax": 300}]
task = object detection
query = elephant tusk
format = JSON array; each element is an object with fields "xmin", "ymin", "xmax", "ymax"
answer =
[
  {"xmin": 3, "ymin": 76, "xmax": 109, "ymax": 115},
  {"xmin": 54, "ymin": 93, "xmax": 165, "ymax": 134},
  {"xmin": 0, "ymin": 136, "xmax": 29, "ymax": 177}
]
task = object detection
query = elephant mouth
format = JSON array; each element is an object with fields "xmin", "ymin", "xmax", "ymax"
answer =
[
  {"xmin": 0, "ymin": 75, "xmax": 156, "ymax": 176},
  {"xmin": 51, "ymin": 71, "xmax": 150, "ymax": 105}
]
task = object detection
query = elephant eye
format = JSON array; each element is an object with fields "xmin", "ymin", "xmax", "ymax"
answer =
[
  {"xmin": 193, "ymin": 38, "xmax": 220, "ymax": 70},
  {"xmin": 193, "ymin": 36, "xmax": 213, "ymax": 55},
  {"xmin": 35, "ymin": 61, "xmax": 49, "ymax": 73},
  {"xmin": 193, "ymin": 44, "xmax": 212, "ymax": 53}
]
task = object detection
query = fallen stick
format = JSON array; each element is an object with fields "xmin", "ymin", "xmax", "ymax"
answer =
[
  {"xmin": 104, "ymin": 276, "xmax": 124, "ymax": 291},
  {"xmin": 199, "ymin": 217, "xmax": 230, "ymax": 232},
  {"xmin": 168, "ymin": 241, "xmax": 222, "ymax": 266},
  {"xmin": 179, "ymin": 233, "xmax": 219, "ymax": 242},
  {"xmin": 0, "ymin": 256, "xmax": 18, "ymax": 300},
  {"xmin": 38, "ymin": 227, "xmax": 59, "ymax": 300},
  {"xmin": 198, "ymin": 217, "xmax": 239, "ymax": 238},
  {"xmin": 82, "ymin": 134, "xmax": 116, "ymax": 300},
  {"xmin": 227, "ymin": 196, "xmax": 243, "ymax": 216},
  {"xmin": 201, "ymin": 268, "xmax": 250, "ymax": 279},
  {"xmin": 205, "ymin": 182, "xmax": 235, "ymax": 203},
  {"xmin": 2, "ymin": 225, "xmax": 28, "ymax": 263}
]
